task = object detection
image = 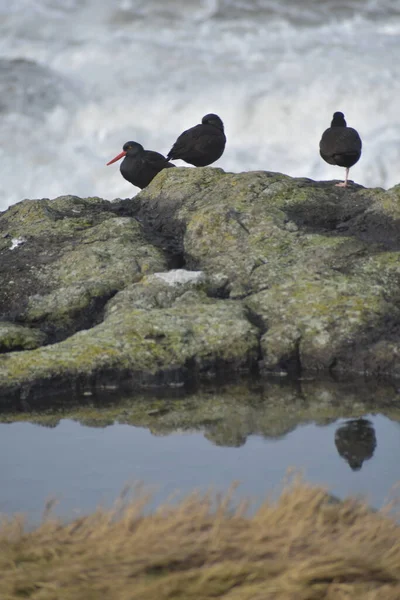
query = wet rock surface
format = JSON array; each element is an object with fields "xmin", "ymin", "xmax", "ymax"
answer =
[{"xmin": 1, "ymin": 169, "xmax": 400, "ymax": 402}]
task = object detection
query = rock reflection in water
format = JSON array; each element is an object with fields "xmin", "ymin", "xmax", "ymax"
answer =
[
  {"xmin": 334, "ymin": 418, "xmax": 377, "ymax": 471},
  {"xmin": 1, "ymin": 377, "xmax": 400, "ymax": 522}
]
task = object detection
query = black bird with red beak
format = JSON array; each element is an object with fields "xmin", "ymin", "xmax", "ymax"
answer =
[{"xmin": 107, "ymin": 141, "xmax": 175, "ymax": 190}]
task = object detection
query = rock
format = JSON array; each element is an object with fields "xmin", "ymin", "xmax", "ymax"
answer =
[
  {"xmin": 0, "ymin": 294, "xmax": 259, "ymax": 399},
  {"xmin": 135, "ymin": 168, "xmax": 400, "ymax": 377},
  {"xmin": 0, "ymin": 195, "xmax": 167, "ymax": 342},
  {"xmin": 2, "ymin": 169, "xmax": 400, "ymax": 401},
  {"xmin": 0, "ymin": 322, "xmax": 45, "ymax": 352}
]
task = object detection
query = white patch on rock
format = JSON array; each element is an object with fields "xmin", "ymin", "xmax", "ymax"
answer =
[
  {"xmin": 10, "ymin": 237, "xmax": 26, "ymax": 250},
  {"xmin": 152, "ymin": 269, "xmax": 205, "ymax": 286}
]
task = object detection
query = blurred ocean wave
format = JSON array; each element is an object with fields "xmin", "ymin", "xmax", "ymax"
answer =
[{"xmin": 0, "ymin": 0, "xmax": 399, "ymax": 207}]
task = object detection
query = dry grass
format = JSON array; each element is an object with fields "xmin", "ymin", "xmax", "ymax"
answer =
[{"xmin": 1, "ymin": 480, "xmax": 400, "ymax": 599}]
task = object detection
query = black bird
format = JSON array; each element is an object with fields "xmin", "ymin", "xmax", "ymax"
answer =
[
  {"xmin": 319, "ymin": 111, "xmax": 362, "ymax": 187},
  {"xmin": 107, "ymin": 141, "xmax": 174, "ymax": 189},
  {"xmin": 167, "ymin": 113, "xmax": 226, "ymax": 167}
]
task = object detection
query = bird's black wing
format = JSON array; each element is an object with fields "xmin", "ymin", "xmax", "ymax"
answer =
[
  {"xmin": 145, "ymin": 150, "xmax": 175, "ymax": 169},
  {"xmin": 167, "ymin": 124, "xmax": 225, "ymax": 161},
  {"xmin": 167, "ymin": 124, "xmax": 205, "ymax": 158}
]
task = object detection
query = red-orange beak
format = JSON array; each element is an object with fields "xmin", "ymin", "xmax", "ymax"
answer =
[{"xmin": 106, "ymin": 150, "xmax": 127, "ymax": 166}]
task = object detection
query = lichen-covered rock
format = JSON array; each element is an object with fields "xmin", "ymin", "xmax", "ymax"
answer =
[
  {"xmin": 0, "ymin": 294, "xmax": 259, "ymax": 398},
  {"xmin": 2, "ymin": 169, "xmax": 400, "ymax": 401},
  {"xmin": 136, "ymin": 169, "xmax": 392, "ymax": 297},
  {"xmin": 0, "ymin": 322, "xmax": 45, "ymax": 352},
  {"xmin": 247, "ymin": 271, "xmax": 400, "ymax": 374},
  {"xmin": 0, "ymin": 195, "xmax": 166, "ymax": 341},
  {"xmin": 134, "ymin": 168, "xmax": 400, "ymax": 377}
]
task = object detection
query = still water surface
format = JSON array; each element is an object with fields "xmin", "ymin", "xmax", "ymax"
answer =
[{"xmin": 1, "ymin": 378, "xmax": 400, "ymax": 523}]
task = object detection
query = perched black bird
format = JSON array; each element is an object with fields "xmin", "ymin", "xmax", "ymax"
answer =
[
  {"xmin": 167, "ymin": 113, "xmax": 226, "ymax": 167},
  {"xmin": 319, "ymin": 111, "xmax": 362, "ymax": 187},
  {"xmin": 107, "ymin": 141, "xmax": 174, "ymax": 189}
]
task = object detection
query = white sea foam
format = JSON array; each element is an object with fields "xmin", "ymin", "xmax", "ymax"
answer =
[{"xmin": 0, "ymin": 0, "xmax": 399, "ymax": 210}]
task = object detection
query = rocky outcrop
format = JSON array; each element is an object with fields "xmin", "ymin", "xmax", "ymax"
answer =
[
  {"xmin": 136, "ymin": 169, "xmax": 400, "ymax": 377},
  {"xmin": 1, "ymin": 168, "xmax": 400, "ymax": 401}
]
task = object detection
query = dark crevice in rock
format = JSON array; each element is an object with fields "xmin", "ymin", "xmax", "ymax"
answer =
[
  {"xmin": 141, "ymin": 224, "xmax": 186, "ymax": 268},
  {"xmin": 87, "ymin": 287, "xmax": 120, "ymax": 326},
  {"xmin": 243, "ymin": 305, "xmax": 266, "ymax": 369},
  {"xmin": 16, "ymin": 288, "xmax": 120, "ymax": 345},
  {"xmin": 168, "ymin": 252, "xmax": 186, "ymax": 270},
  {"xmin": 206, "ymin": 282, "xmax": 230, "ymax": 300},
  {"xmin": 329, "ymin": 357, "xmax": 338, "ymax": 376},
  {"xmin": 244, "ymin": 305, "xmax": 267, "ymax": 336},
  {"xmin": 116, "ymin": 202, "xmax": 187, "ymax": 271},
  {"xmin": 0, "ymin": 344, "xmax": 29, "ymax": 354},
  {"xmin": 181, "ymin": 252, "xmax": 201, "ymax": 272},
  {"xmin": 280, "ymin": 339, "xmax": 302, "ymax": 377},
  {"xmin": 265, "ymin": 337, "xmax": 303, "ymax": 378}
]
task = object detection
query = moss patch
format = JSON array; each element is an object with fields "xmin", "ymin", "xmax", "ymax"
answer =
[{"xmin": 0, "ymin": 322, "xmax": 45, "ymax": 352}]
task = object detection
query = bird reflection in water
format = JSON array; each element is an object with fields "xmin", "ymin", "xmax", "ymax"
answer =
[{"xmin": 334, "ymin": 418, "xmax": 377, "ymax": 471}]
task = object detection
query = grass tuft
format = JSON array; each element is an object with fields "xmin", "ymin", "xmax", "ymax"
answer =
[{"xmin": 1, "ymin": 479, "xmax": 400, "ymax": 599}]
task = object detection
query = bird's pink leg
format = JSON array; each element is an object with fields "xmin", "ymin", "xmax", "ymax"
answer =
[{"xmin": 335, "ymin": 167, "xmax": 349, "ymax": 188}]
